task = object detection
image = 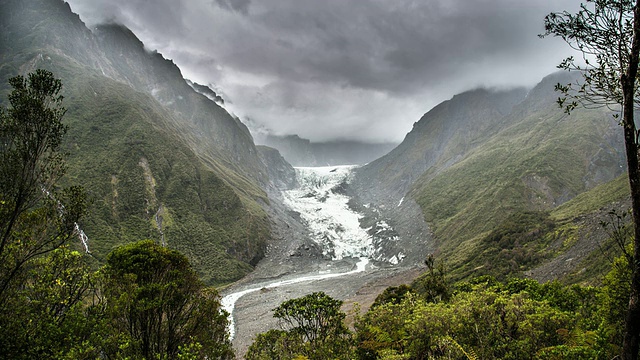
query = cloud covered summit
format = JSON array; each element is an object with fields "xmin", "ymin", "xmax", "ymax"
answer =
[{"xmin": 66, "ymin": 0, "xmax": 579, "ymax": 143}]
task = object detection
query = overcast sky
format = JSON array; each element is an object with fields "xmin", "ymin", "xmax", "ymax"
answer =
[{"xmin": 65, "ymin": 0, "xmax": 580, "ymax": 143}]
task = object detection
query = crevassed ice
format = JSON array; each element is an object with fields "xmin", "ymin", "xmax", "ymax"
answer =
[{"xmin": 282, "ymin": 166, "xmax": 373, "ymax": 259}]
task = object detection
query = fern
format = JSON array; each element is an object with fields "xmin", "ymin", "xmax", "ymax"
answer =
[{"xmin": 442, "ymin": 336, "xmax": 478, "ymax": 360}]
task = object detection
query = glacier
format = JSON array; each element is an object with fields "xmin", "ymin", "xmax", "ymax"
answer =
[
  {"xmin": 282, "ymin": 166, "xmax": 373, "ymax": 259},
  {"xmin": 222, "ymin": 165, "xmax": 400, "ymax": 340}
]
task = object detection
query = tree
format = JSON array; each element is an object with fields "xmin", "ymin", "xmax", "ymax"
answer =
[
  {"xmin": 0, "ymin": 247, "xmax": 99, "ymax": 359},
  {"xmin": 599, "ymin": 248, "xmax": 634, "ymax": 357},
  {"xmin": 273, "ymin": 292, "xmax": 348, "ymax": 344},
  {"xmin": 411, "ymin": 253, "xmax": 451, "ymax": 303},
  {"xmin": 542, "ymin": 1, "xmax": 640, "ymax": 358},
  {"xmin": 247, "ymin": 292, "xmax": 353, "ymax": 360},
  {"xmin": 0, "ymin": 69, "xmax": 86, "ymax": 305},
  {"xmin": 101, "ymin": 240, "xmax": 233, "ymax": 359},
  {"xmin": 246, "ymin": 329, "xmax": 299, "ymax": 360}
]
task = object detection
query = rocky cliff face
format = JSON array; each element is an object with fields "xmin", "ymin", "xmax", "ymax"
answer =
[{"xmin": 256, "ymin": 146, "xmax": 298, "ymax": 191}]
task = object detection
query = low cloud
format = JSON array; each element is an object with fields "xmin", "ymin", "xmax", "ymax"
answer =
[{"xmin": 66, "ymin": 0, "xmax": 578, "ymax": 143}]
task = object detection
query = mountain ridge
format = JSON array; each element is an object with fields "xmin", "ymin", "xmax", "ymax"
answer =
[
  {"xmin": 351, "ymin": 71, "xmax": 626, "ymax": 281},
  {"xmin": 352, "ymin": 86, "xmax": 529, "ymax": 206},
  {"xmin": 0, "ymin": 0, "xmax": 282, "ymax": 284}
]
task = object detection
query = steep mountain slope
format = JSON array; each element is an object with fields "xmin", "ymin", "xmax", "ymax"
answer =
[
  {"xmin": 353, "ymin": 87, "xmax": 528, "ymax": 205},
  {"xmin": 92, "ymin": 23, "xmax": 267, "ymax": 186},
  {"xmin": 411, "ymin": 73, "xmax": 624, "ymax": 254},
  {"xmin": 0, "ymin": 0, "xmax": 273, "ymax": 285},
  {"xmin": 256, "ymin": 146, "xmax": 298, "ymax": 191},
  {"xmin": 352, "ymin": 72, "xmax": 626, "ymax": 281}
]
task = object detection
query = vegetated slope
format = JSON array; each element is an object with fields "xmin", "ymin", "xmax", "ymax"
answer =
[
  {"xmin": 531, "ymin": 174, "xmax": 631, "ymax": 284},
  {"xmin": 92, "ymin": 23, "xmax": 268, "ymax": 186},
  {"xmin": 410, "ymin": 73, "xmax": 624, "ymax": 273},
  {"xmin": 449, "ymin": 174, "xmax": 630, "ymax": 284},
  {"xmin": 0, "ymin": 0, "xmax": 273, "ymax": 285},
  {"xmin": 353, "ymin": 87, "xmax": 528, "ymax": 206},
  {"xmin": 354, "ymin": 72, "xmax": 626, "ymax": 282}
]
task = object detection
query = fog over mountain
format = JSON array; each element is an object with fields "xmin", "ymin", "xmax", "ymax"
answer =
[{"xmin": 64, "ymin": 0, "xmax": 580, "ymax": 143}]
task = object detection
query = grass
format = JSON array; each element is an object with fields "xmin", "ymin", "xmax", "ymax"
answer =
[{"xmin": 551, "ymin": 174, "xmax": 629, "ymax": 221}]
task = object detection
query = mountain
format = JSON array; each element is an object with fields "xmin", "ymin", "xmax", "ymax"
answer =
[
  {"xmin": 255, "ymin": 133, "xmax": 397, "ymax": 166},
  {"xmin": 0, "ymin": 0, "xmax": 278, "ymax": 285},
  {"xmin": 352, "ymin": 72, "xmax": 627, "ymax": 282},
  {"xmin": 256, "ymin": 145, "xmax": 298, "ymax": 191},
  {"xmin": 1, "ymin": 0, "xmax": 630, "ymax": 288},
  {"xmin": 353, "ymin": 87, "xmax": 529, "ymax": 205},
  {"xmin": 186, "ymin": 80, "xmax": 225, "ymax": 105}
]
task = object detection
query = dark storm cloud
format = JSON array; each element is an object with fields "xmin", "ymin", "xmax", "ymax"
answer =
[
  {"xmin": 65, "ymin": 0, "xmax": 579, "ymax": 142},
  {"xmin": 214, "ymin": 0, "xmax": 252, "ymax": 15}
]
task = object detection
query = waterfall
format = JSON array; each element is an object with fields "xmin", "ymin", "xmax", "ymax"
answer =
[
  {"xmin": 42, "ymin": 186, "xmax": 90, "ymax": 253},
  {"xmin": 74, "ymin": 223, "xmax": 90, "ymax": 254}
]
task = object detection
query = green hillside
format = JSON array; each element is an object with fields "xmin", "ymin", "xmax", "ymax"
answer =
[
  {"xmin": 409, "ymin": 75, "xmax": 626, "ymax": 281},
  {"xmin": 413, "ymin": 106, "xmax": 616, "ymax": 245},
  {"xmin": 62, "ymin": 68, "xmax": 269, "ymax": 284},
  {"xmin": 0, "ymin": 0, "xmax": 271, "ymax": 285},
  {"xmin": 354, "ymin": 87, "xmax": 528, "ymax": 205},
  {"xmin": 350, "ymin": 71, "xmax": 627, "ymax": 283}
]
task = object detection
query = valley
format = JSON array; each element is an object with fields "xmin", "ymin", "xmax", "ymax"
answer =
[
  {"xmin": 222, "ymin": 165, "xmax": 430, "ymax": 356},
  {"xmin": 1, "ymin": 0, "xmax": 638, "ymax": 358}
]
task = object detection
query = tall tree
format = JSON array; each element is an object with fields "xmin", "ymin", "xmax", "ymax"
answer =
[
  {"xmin": 0, "ymin": 247, "xmax": 98, "ymax": 359},
  {"xmin": 0, "ymin": 69, "xmax": 85, "ymax": 306},
  {"xmin": 247, "ymin": 292, "xmax": 353, "ymax": 360},
  {"xmin": 102, "ymin": 240, "xmax": 233, "ymax": 359},
  {"xmin": 542, "ymin": 1, "xmax": 640, "ymax": 358}
]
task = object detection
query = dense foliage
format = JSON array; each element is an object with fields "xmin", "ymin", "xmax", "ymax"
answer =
[
  {"xmin": 0, "ymin": 69, "xmax": 86, "ymax": 303},
  {"xmin": 0, "ymin": 240, "xmax": 234, "ymax": 359},
  {"xmin": 0, "ymin": 71, "xmax": 232, "ymax": 359},
  {"xmin": 249, "ymin": 255, "xmax": 633, "ymax": 359},
  {"xmin": 100, "ymin": 240, "xmax": 233, "ymax": 359}
]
